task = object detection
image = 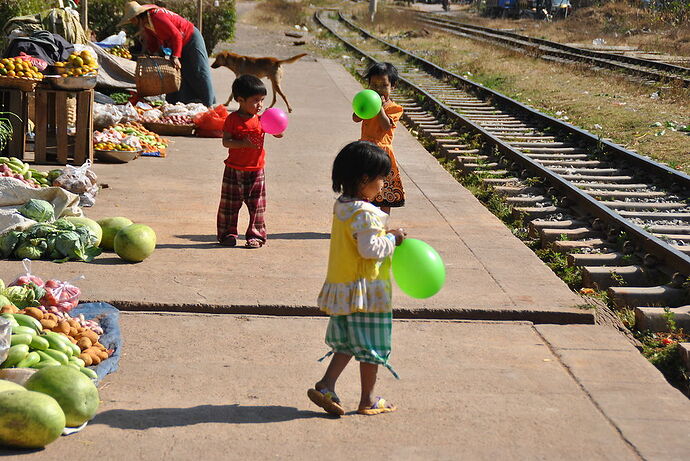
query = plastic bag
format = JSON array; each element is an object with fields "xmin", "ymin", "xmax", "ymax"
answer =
[
  {"xmin": 119, "ymin": 103, "xmax": 140, "ymax": 123},
  {"xmin": 15, "ymin": 52, "xmax": 48, "ymax": 71},
  {"xmin": 42, "ymin": 276, "xmax": 84, "ymax": 313},
  {"xmin": 10, "ymin": 258, "xmax": 44, "ymax": 288},
  {"xmin": 193, "ymin": 105, "xmax": 229, "ymax": 134},
  {"xmin": 53, "ymin": 160, "xmax": 99, "ymax": 207},
  {"xmin": 0, "ymin": 317, "xmax": 10, "ymax": 365},
  {"xmin": 93, "ymin": 103, "xmax": 123, "ymax": 129},
  {"xmin": 98, "ymin": 31, "xmax": 127, "ymax": 46}
]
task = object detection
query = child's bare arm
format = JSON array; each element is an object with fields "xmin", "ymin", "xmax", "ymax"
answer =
[{"xmin": 376, "ymin": 106, "xmax": 393, "ymax": 131}]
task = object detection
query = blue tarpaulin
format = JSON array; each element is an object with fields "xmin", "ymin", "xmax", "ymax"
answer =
[{"xmin": 69, "ymin": 302, "xmax": 122, "ymax": 384}]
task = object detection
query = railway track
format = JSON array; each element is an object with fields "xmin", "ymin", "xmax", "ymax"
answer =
[
  {"xmin": 315, "ymin": 10, "xmax": 690, "ymax": 328},
  {"xmin": 415, "ymin": 12, "xmax": 690, "ymax": 88}
]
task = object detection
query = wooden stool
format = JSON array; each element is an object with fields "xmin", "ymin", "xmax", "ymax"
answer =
[
  {"xmin": 34, "ymin": 87, "xmax": 94, "ymax": 165},
  {"xmin": 0, "ymin": 88, "xmax": 31, "ymax": 160}
]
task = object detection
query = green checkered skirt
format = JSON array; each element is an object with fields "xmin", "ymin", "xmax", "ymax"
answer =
[{"xmin": 319, "ymin": 312, "xmax": 399, "ymax": 379}]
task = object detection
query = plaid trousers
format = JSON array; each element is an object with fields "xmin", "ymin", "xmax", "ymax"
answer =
[{"xmin": 217, "ymin": 166, "xmax": 267, "ymax": 242}]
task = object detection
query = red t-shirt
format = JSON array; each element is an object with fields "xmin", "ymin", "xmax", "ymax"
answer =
[
  {"xmin": 223, "ymin": 112, "xmax": 266, "ymax": 171},
  {"xmin": 142, "ymin": 8, "xmax": 194, "ymax": 58}
]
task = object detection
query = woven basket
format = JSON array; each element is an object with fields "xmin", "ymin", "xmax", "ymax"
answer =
[
  {"xmin": 144, "ymin": 122, "xmax": 194, "ymax": 136},
  {"xmin": 135, "ymin": 56, "xmax": 181, "ymax": 97},
  {"xmin": 0, "ymin": 75, "xmax": 40, "ymax": 92}
]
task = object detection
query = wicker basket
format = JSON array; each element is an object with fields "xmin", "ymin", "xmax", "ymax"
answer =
[
  {"xmin": 144, "ymin": 122, "xmax": 194, "ymax": 136},
  {"xmin": 135, "ymin": 56, "xmax": 181, "ymax": 97},
  {"xmin": 0, "ymin": 75, "xmax": 40, "ymax": 92}
]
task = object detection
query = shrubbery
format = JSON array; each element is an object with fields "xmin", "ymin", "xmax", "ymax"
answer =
[{"xmin": 0, "ymin": 0, "xmax": 61, "ymax": 29}]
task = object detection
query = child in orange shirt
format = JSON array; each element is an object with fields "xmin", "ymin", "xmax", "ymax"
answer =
[{"xmin": 353, "ymin": 62, "xmax": 405, "ymax": 214}]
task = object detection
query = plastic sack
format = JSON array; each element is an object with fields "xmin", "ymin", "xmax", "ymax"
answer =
[
  {"xmin": 10, "ymin": 258, "xmax": 44, "ymax": 288},
  {"xmin": 0, "ymin": 317, "xmax": 10, "ymax": 365},
  {"xmin": 15, "ymin": 52, "xmax": 48, "ymax": 71},
  {"xmin": 193, "ymin": 105, "xmax": 229, "ymax": 133},
  {"xmin": 98, "ymin": 31, "xmax": 126, "ymax": 46},
  {"xmin": 93, "ymin": 103, "xmax": 123, "ymax": 129},
  {"xmin": 41, "ymin": 276, "xmax": 84, "ymax": 313},
  {"xmin": 119, "ymin": 103, "xmax": 140, "ymax": 123},
  {"xmin": 53, "ymin": 160, "xmax": 99, "ymax": 207}
]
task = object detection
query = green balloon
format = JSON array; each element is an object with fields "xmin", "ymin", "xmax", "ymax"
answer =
[
  {"xmin": 352, "ymin": 89, "xmax": 382, "ymax": 119},
  {"xmin": 392, "ymin": 238, "xmax": 445, "ymax": 299}
]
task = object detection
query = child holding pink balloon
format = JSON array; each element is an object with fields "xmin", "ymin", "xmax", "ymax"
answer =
[
  {"xmin": 308, "ymin": 140, "xmax": 406, "ymax": 416},
  {"xmin": 353, "ymin": 62, "xmax": 405, "ymax": 214},
  {"xmin": 217, "ymin": 75, "xmax": 284, "ymax": 249}
]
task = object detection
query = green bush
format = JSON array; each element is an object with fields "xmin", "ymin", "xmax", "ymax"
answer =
[
  {"xmin": 0, "ymin": 0, "xmax": 60, "ymax": 30},
  {"xmin": 88, "ymin": 0, "xmax": 235, "ymax": 55}
]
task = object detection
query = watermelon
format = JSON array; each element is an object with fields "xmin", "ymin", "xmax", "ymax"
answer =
[
  {"xmin": 114, "ymin": 224, "xmax": 157, "ymax": 262},
  {"xmin": 97, "ymin": 217, "xmax": 133, "ymax": 250},
  {"xmin": 0, "ymin": 390, "xmax": 65, "ymax": 448}
]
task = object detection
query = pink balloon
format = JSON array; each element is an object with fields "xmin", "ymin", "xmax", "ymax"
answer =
[{"xmin": 260, "ymin": 108, "xmax": 289, "ymax": 135}]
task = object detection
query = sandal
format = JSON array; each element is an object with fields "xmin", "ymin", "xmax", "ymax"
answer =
[
  {"xmin": 357, "ymin": 397, "xmax": 397, "ymax": 416},
  {"xmin": 307, "ymin": 388, "xmax": 345, "ymax": 416},
  {"xmin": 245, "ymin": 238, "xmax": 264, "ymax": 249}
]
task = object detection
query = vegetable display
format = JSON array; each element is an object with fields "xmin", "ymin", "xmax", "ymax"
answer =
[
  {"xmin": 0, "ymin": 218, "xmax": 102, "ymax": 262},
  {"xmin": 0, "ymin": 156, "xmax": 51, "ymax": 188},
  {"xmin": 111, "ymin": 122, "xmax": 169, "ymax": 153},
  {"xmin": 106, "ymin": 46, "xmax": 132, "ymax": 60}
]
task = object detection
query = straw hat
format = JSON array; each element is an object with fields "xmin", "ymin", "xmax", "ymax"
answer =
[{"xmin": 118, "ymin": 1, "xmax": 157, "ymax": 27}]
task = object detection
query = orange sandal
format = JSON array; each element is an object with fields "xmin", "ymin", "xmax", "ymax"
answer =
[
  {"xmin": 307, "ymin": 388, "xmax": 345, "ymax": 416},
  {"xmin": 357, "ymin": 397, "xmax": 397, "ymax": 416}
]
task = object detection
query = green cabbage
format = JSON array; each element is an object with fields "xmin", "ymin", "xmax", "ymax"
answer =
[
  {"xmin": 14, "ymin": 238, "xmax": 47, "ymax": 260},
  {"xmin": 0, "ymin": 231, "xmax": 22, "ymax": 258},
  {"xmin": 17, "ymin": 199, "xmax": 54, "ymax": 222}
]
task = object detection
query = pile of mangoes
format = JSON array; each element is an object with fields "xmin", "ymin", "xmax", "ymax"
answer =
[
  {"xmin": 106, "ymin": 46, "xmax": 132, "ymax": 60},
  {"xmin": 0, "ymin": 57, "xmax": 43, "ymax": 80},
  {"xmin": 54, "ymin": 51, "xmax": 98, "ymax": 77}
]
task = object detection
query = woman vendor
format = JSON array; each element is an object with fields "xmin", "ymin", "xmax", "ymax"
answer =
[{"xmin": 119, "ymin": 1, "xmax": 216, "ymax": 106}]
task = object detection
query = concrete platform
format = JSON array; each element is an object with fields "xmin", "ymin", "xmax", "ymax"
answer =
[
  {"xmin": 4, "ymin": 313, "xmax": 688, "ymax": 460},
  {"xmin": 0, "ymin": 32, "xmax": 585, "ymax": 322}
]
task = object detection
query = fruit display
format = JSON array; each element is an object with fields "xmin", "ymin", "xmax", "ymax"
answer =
[
  {"xmin": 0, "ymin": 156, "xmax": 51, "ymax": 188},
  {"xmin": 0, "ymin": 389, "xmax": 66, "ymax": 448},
  {"xmin": 0, "ymin": 57, "xmax": 44, "ymax": 80},
  {"xmin": 53, "ymin": 50, "xmax": 98, "ymax": 77},
  {"xmin": 111, "ymin": 122, "xmax": 169, "ymax": 155},
  {"xmin": 114, "ymin": 223, "xmax": 157, "ymax": 262},
  {"xmin": 158, "ymin": 114, "xmax": 194, "ymax": 125},
  {"xmin": 93, "ymin": 127, "xmax": 142, "ymax": 152},
  {"xmin": 93, "ymin": 141, "xmax": 139, "ymax": 152},
  {"xmin": 106, "ymin": 46, "xmax": 132, "ymax": 60}
]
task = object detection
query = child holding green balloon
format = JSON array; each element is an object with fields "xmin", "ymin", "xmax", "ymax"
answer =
[
  {"xmin": 308, "ymin": 141, "xmax": 406, "ymax": 417},
  {"xmin": 353, "ymin": 62, "xmax": 405, "ymax": 214}
]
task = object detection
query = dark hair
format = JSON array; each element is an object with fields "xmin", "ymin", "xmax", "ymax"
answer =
[
  {"xmin": 364, "ymin": 62, "xmax": 399, "ymax": 87},
  {"xmin": 232, "ymin": 75, "xmax": 267, "ymax": 100},
  {"xmin": 332, "ymin": 141, "xmax": 391, "ymax": 197}
]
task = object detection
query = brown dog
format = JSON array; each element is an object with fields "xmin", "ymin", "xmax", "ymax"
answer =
[{"xmin": 211, "ymin": 52, "xmax": 307, "ymax": 112}]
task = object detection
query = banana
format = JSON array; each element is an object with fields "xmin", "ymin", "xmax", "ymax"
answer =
[
  {"xmin": 1, "ymin": 344, "xmax": 29, "ymax": 368},
  {"xmin": 68, "ymin": 356, "xmax": 85, "ymax": 368},
  {"xmin": 11, "ymin": 313, "xmax": 42, "ymax": 333},
  {"xmin": 16, "ymin": 351, "xmax": 40, "ymax": 368},
  {"xmin": 29, "ymin": 335, "xmax": 50, "ymax": 351},
  {"xmin": 11, "ymin": 325, "xmax": 36, "ymax": 336},
  {"xmin": 10, "ymin": 333, "xmax": 32, "ymax": 346},
  {"xmin": 80, "ymin": 367, "xmax": 98, "ymax": 380},
  {"xmin": 42, "ymin": 348, "xmax": 68, "ymax": 365},
  {"xmin": 0, "ymin": 313, "xmax": 19, "ymax": 327}
]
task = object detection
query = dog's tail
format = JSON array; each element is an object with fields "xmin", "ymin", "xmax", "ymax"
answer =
[{"xmin": 279, "ymin": 53, "xmax": 308, "ymax": 65}]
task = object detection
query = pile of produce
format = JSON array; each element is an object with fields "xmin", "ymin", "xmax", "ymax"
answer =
[
  {"xmin": 111, "ymin": 122, "xmax": 169, "ymax": 155},
  {"xmin": 0, "ymin": 57, "xmax": 43, "ymax": 80},
  {"xmin": 0, "ymin": 211, "xmax": 102, "ymax": 262},
  {"xmin": 158, "ymin": 114, "xmax": 194, "ymax": 125},
  {"xmin": 53, "ymin": 50, "xmax": 98, "ymax": 77},
  {"xmin": 106, "ymin": 46, "xmax": 132, "ymax": 60},
  {"xmin": 93, "ymin": 141, "xmax": 139, "ymax": 152},
  {"xmin": 109, "ymin": 92, "xmax": 131, "ymax": 105},
  {"xmin": 0, "ymin": 156, "xmax": 51, "ymax": 188},
  {"xmin": 98, "ymin": 217, "xmax": 157, "ymax": 262},
  {"xmin": 0, "ymin": 365, "xmax": 100, "ymax": 448},
  {"xmin": 93, "ymin": 126, "xmax": 142, "ymax": 152}
]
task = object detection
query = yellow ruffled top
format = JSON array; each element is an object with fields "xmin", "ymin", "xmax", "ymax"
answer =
[{"xmin": 317, "ymin": 199, "xmax": 393, "ymax": 316}]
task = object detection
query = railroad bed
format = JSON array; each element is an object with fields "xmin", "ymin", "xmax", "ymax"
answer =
[{"xmin": 316, "ymin": 10, "xmax": 690, "ymax": 335}]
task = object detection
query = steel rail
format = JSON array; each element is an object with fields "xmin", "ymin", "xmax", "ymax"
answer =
[
  {"xmin": 417, "ymin": 13, "xmax": 690, "ymax": 87},
  {"xmin": 315, "ymin": 9, "xmax": 690, "ymax": 276}
]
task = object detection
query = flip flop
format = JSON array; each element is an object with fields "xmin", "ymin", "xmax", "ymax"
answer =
[
  {"xmin": 307, "ymin": 388, "xmax": 345, "ymax": 416},
  {"xmin": 245, "ymin": 238, "xmax": 264, "ymax": 249},
  {"xmin": 357, "ymin": 397, "xmax": 397, "ymax": 416}
]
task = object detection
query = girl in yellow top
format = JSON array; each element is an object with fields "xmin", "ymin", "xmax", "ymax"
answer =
[
  {"xmin": 354, "ymin": 62, "xmax": 405, "ymax": 214},
  {"xmin": 308, "ymin": 141, "xmax": 406, "ymax": 417}
]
